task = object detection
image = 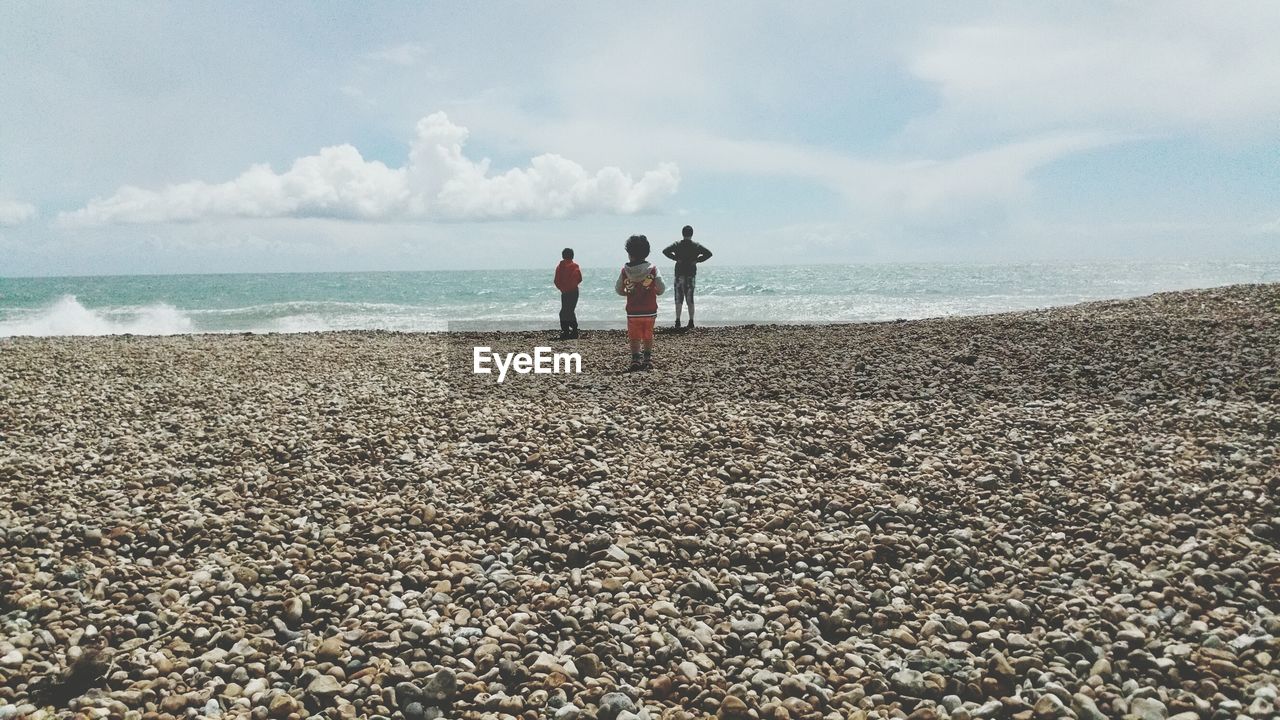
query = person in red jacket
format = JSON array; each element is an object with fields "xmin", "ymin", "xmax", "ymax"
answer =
[
  {"xmin": 554, "ymin": 247, "xmax": 582, "ymax": 339},
  {"xmin": 614, "ymin": 234, "xmax": 666, "ymax": 371}
]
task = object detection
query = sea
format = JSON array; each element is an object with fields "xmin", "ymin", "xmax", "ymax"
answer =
[{"xmin": 1, "ymin": 261, "xmax": 1277, "ymax": 337}]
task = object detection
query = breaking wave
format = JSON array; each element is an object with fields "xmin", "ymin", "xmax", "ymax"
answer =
[
  {"xmin": 0, "ymin": 295, "xmax": 195, "ymax": 337},
  {"xmin": 0, "ymin": 295, "xmax": 452, "ymax": 336}
]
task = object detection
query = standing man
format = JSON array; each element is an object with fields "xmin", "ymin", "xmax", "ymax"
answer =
[
  {"xmin": 662, "ymin": 225, "xmax": 713, "ymax": 329},
  {"xmin": 554, "ymin": 247, "xmax": 582, "ymax": 339}
]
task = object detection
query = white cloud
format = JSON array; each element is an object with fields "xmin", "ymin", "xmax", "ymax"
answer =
[
  {"xmin": 365, "ymin": 43, "xmax": 426, "ymax": 67},
  {"xmin": 339, "ymin": 85, "xmax": 375, "ymax": 107},
  {"xmin": 455, "ymin": 105, "xmax": 1113, "ymax": 223},
  {"xmin": 1250, "ymin": 217, "xmax": 1280, "ymax": 236},
  {"xmin": 847, "ymin": 132, "xmax": 1115, "ymax": 219},
  {"xmin": 908, "ymin": 3, "xmax": 1280, "ymax": 139},
  {"xmin": 0, "ymin": 199, "xmax": 37, "ymax": 226},
  {"xmin": 57, "ymin": 112, "xmax": 680, "ymax": 227}
]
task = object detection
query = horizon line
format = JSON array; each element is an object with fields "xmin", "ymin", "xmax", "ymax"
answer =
[{"xmin": 5, "ymin": 257, "xmax": 1280, "ymax": 281}]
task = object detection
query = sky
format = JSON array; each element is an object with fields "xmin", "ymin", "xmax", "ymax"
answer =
[{"xmin": 2, "ymin": 1, "xmax": 1279, "ymax": 276}]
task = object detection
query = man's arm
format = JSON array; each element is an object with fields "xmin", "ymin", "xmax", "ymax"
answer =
[
  {"xmin": 662, "ymin": 243, "xmax": 678, "ymax": 261},
  {"xmin": 696, "ymin": 244, "xmax": 713, "ymax": 263},
  {"xmin": 614, "ymin": 270, "xmax": 628, "ymax": 296},
  {"xmin": 573, "ymin": 266, "xmax": 582, "ymax": 286}
]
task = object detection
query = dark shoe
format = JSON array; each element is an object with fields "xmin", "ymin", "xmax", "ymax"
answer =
[
  {"xmin": 641, "ymin": 359, "xmax": 653, "ymax": 371},
  {"xmin": 686, "ymin": 320, "xmax": 695, "ymax": 330},
  {"xmin": 570, "ymin": 329, "xmax": 579, "ymax": 339},
  {"xmin": 673, "ymin": 319, "xmax": 682, "ymax": 329},
  {"xmin": 627, "ymin": 361, "xmax": 644, "ymax": 373}
]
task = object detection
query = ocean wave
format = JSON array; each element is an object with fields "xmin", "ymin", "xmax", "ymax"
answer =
[
  {"xmin": 0, "ymin": 295, "xmax": 195, "ymax": 337},
  {"xmin": 189, "ymin": 300, "xmax": 427, "ymax": 317},
  {"xmin": 259, "ymin": 313, "xmax": 448, "ymax": 334}
]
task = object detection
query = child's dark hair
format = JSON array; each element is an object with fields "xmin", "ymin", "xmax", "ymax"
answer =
[
  {"xmin": 625, "ymin": 234, "xmax": 649, "ymax": 259},
  {"xmin": 562, "ymin": 247, "xmax": 574, "ymax": 260},
  {"xmin": 682, "ymin": 225, "xmax": 694, "ymax": 238}
]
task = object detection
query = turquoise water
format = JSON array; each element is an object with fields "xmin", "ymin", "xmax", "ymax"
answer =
[{"xmin": 1, "ymin": 262, "xmax": 1277, "ymax": 336}]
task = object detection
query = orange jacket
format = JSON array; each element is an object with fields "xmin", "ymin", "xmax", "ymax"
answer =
[{"xmin": 554, "ymin": 260, "xmax": 582, "ymax": 292}]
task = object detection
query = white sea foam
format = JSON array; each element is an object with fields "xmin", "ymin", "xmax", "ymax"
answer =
[{"xmin": 0, "ymin": 295, "xmax": 195, "ymax": 337}]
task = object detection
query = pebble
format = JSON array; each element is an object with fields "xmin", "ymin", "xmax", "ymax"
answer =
[
  {"xmin": 307, "ymin": 674, "xmax": 342, "ymax": 697},
  {"xmin": 282, "ymin": 597, "xmax": 303, "ymax": 628},
  {"xmin": 1130, "ymin": 697, "xmax": 1168, "ymax": 720},
  {"xmin": 420, "ymin": 668, "xmax": 457, "ymax": 702},
  {"xmin": 598, "ymin": 692, "xmax": 637, "ymax": 720},
  {"xmin": 718, "ymin": 695, "xmax": 750, "ymax": 719},
  {"xmin": 315, "ymin": 636, "xmax": 344, "ymax": 662}
]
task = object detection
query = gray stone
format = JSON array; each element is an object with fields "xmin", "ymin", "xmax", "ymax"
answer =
[
  {"xmin": 306, "ymin": 674, "xmax": 342, "ymax": 697},
  {"xmin": 1006, "ymin": 599, "xmax": 1031, "ymax": 620},
  {"xmin": 554, "ymin": 706, "xmax": 582, "ymax": 720},
  {"xmin": 1130, "ymin": 697, "xmax": 1167, "ymax": 720},
  {"xmin": 891, "ymin": 668, "xmax": 928, "ymax": 697},
  {"xmin": 1072, "ymin": 693, "xmax": 1107, "ymax": 720},
  {"xmin": 420, "ymin": 668, "xmax": 457, "ymax": 702},
  {"xmin": 1033, "ymin": 694, "xmax": 1067, "ymax": 718},
  {"xmin": 598, "ymin": 692, "xmax": 637, "ymax": 720}
]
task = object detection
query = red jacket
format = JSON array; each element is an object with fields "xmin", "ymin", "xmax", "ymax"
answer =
[{"xmin": 554, "ymin": 260, "xmax": 582, "ymax": 292}]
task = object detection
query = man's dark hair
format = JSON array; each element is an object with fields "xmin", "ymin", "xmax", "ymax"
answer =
[
  {"xmin": 562, "ymin": 247, "xmax": 574, "ymax": 260},
  {"xmin": 625, "ymin": 234, "xmax": 650, "ymax": 259},
  {"xmin": 682, "ymin": 225, "xmax": 694, "ymax": 238}
]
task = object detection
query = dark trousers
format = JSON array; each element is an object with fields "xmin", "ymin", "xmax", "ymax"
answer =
[{"xmin": 559, "ymin": 289, "xmax": 579, "ymax": 334}]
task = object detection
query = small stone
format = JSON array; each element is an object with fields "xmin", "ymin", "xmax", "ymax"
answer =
[
  {"xmin": 554, "ymin": 706, "xmax": 582, "ymax": 720},
  {"xmin": 0, "ymin": 650, "xmax": 22, "ymax": 667},
  {"xmin": 892, "ymin": 668, "xmax": 929, "ymax": 698},
  {"xmin": 718, "ymin": 695, "xmax": 750, "ymax": 719},
  {"xmin": 160, "ymin": 694, "xmax": 188, "ymax": 713},
  {"xmin": 988, "ymin": 652, "xmax": 1016, "ymax": 682},
  {"xmin": 1033, "ymin": 694, "xmax": 1066, "ymax": 718},
  {"xmin": 231, "ymin": 565, "xmax": 259, "ymax": 585},
  {"xmin": 268, "ymin": 693, "xmax": 301, "ymax": 719},
  {"xmin": 282, "ymin": 597, "xmax": 303, "ymax": 628},
  {"xmin": 1116, "ymin": 628, "xmax": 1146, "ymax": 644},
  {"xmin": 649, "ymin": 675, "xmax": 673, "ymax": 699},
  {"xmin": 531, "ymin": 652, "xmax": 563, "ymax": 674},
  {"xmin": 576, "ymin": 653, "xmax": 603, "ymax": 677},
  {"xmin": 307, "ymin": 674, "xmax": 342, "ymax": 697},
  {"xmin": 421, "ymin": 668, "xmax": 457, "ymax": 702},
  {"xmin": 1006, "ymin": 599, "xmax": 1031, "ymax": 620},
  {"xmin": 1072, "ymin": 693, "xmax": 1107, "ymax": 720},
  {"xmin": 598, "ymin": 692, "xmax": 637, "ymax": 720},
  {"xmin": 1130, "ymin": 697, "xmax": 1167, "ymax": 720},
  {"xmin": 651, "ymin": 600, "xmax": 678, "ymax": 617},
  {"xmin": 315, "ymin": 636, "xmax": 344, "ymax": 662},
  {"xmin": 888, "ymin": 627, "xmax": 917, "ymax": 647}
]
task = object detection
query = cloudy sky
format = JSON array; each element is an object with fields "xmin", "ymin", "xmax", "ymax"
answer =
[{"xmin": 2, "ymin": 2, "xmax": 1278, "ymax": 276}]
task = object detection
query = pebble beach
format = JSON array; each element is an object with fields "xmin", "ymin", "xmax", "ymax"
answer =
[{"xmin": 1, "ymin": 284, "xmax": 1277, "ymax": 720}]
